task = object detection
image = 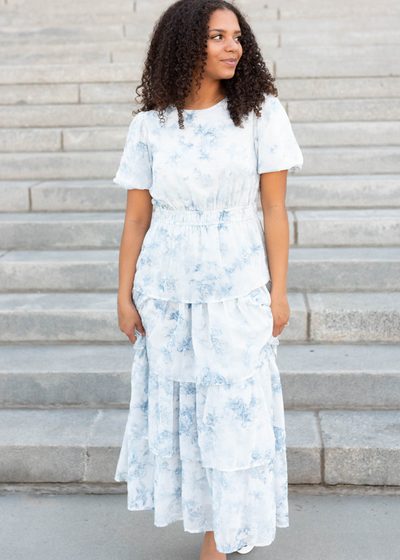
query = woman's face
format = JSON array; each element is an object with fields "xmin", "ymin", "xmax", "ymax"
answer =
[{"xmin": 200, "ymin": 9, "xmax": 243, "ymax": 80}]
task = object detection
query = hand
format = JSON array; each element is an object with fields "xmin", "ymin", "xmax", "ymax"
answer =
[
  {"xmin": 270, "ymin": 291, "xmax": 290, "ymax": 337},
  {"xmin": 117, "ymin": 297, "xmax": 146, "ymax": 345}
]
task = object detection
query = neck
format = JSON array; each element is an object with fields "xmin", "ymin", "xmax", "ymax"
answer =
[{"xmin": 184, "ymin": 83, "xmax": 225, "ymax": 109}]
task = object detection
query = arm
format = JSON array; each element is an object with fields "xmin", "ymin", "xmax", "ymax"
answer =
[
  {"xmin": 260, "ymin": 169, "xmax": 290, "ymax": 337},
  {"xmin": 117, "ymin": 189, "xmax": 153, "ymax": 344}
]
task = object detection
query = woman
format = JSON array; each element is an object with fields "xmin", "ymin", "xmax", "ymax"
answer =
[{"xmin": 114, "ymin": 0, "xmax": 303, "ymax": 558}]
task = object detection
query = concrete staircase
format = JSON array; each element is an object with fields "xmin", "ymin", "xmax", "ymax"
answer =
[{"xmin": 1, "ymin": 0, "xmax": 400, "ymax": 488}]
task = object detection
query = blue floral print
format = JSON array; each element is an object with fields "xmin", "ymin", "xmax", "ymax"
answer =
[
  {"xmin": 113, "ymin": 92, "xmax": 303, "ymax": 554},
  {"xmin": 114, "ymin": 94, "xmax": 303, "ymax": 303}
]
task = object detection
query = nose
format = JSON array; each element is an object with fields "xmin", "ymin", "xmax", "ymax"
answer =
[{"xmin": 225, "ymin": 36, "xmax": 240, "ymax": 53}]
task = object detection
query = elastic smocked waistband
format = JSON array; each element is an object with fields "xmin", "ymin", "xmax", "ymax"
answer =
[{"xmin": 151, "ymin": 201, "xmax": 258, "ymax": 225}]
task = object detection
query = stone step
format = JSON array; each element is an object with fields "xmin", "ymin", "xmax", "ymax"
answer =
[
  {"xmin": 1, "ymin": 128, "xmax": 62, "ymax": 152},
  {"xmin": 3, "ymin": 121, "xmax": 400, "ymax": 153},
  {"xmin": 286, "ymin": 175, "xmax": 400, "ymax": 210},
  {"xmin": 4, "ymin": 51, "xmax": 143, "ymax": 67},
  {"xmin": 0, "ymin": 344, "xmax": 399, "ymax": 410},
  {"xmin": 0, "ymin": 64, "xmax": 143, "ymax": 85},
  {"xmin": 0, "ymin": 25, "xmax": 129, "ymax": 45},
  {"xmin": 0, "ymin": 211, "xmax": 287, "ymax": 250},
  {"xmin": 0, "ymin": 58, "xmax": 398, "ymax": 89},
  {"xmin": 0, "ymin": 249, "xmax": 120, "ymax": 291},
  {"xmin": 278, "ymin": 77, "xmax": 400, "ymax": 100},
  {"xmin": 1, "ymin": 61, "xmax": 399, "ymax": 88},
  {"xmin": 248, "ymin": 16, "xmax": 400, "ymax": 32},
  {"xmin": 293, "ymin": 122, "xmax": 400, "ymax": 147},
  {"xmin": 288, "ymin": 247, "xmax": 400, "ymax": 291},
  {"xmin": 2, "ymin": 78, "xmax": 399, "ymax": 106},
  {"xmin": 2, "ymin": 12, "xmax": 400, "ymax": 29},
  {"xmin": 275, "ymin": 57, "xmax": 400, "ymax": 79},
  {"xmin": 280, "ymin": 344, "xmax": 400, "ymax": 410},
  {"xmin": 1, "ymin": 99, "xmax": 399, "ymax": 128},
  {"xmin": 0, "ymin": 84, "xmax": 81, "ymax": 105},
  {"xmin": 0, "ymin": 12, "xmax": 159, "ymax": 27},
  {"xmin": 1, "ymin": 209, "xmax": 399, "ymax": 250},
  {"xmin": 2, "ymin": 176, "xmax": 399, "ymax": 213},
  {"xmin": 115, "ymin": 49, "xmax": 400, "ymax": 69},
  {"xmin": 0, "ymin": 104, "xmax": 134, "ymax": 128},
  {"xmin": 0, "ymin": 292, "xmax": 126, "ymax": 343},
  {"xmin": 0, "ymin": 183, "xmax": 134, "ymax": 213},
  {"xmin": 297, "ymin": 146, "xmax": 400, "ymax": 175},
  {"xmin": 1, "ymin": 247, "xmax": 400, "ymax": 292},
  {"xmin": 0, "ymin": 181, "xmax": 34, "ymax": 212},
  {"xmin": 4, "ymin": 37, "xmax": 399, "ymax": 58},
  {"xmin": 0, "ymin": 291, "xmax": 308, "ymax": 343},
  {"xmin": 3, "ymin": 51, "xmax": 113, "ymax": 66},
  {"xmin": 1, "ymin": 40, "xmax": 148, "ymax": 58},
  {"xmin": 278, "ymin": 4, "xmax": 400, "ymax": 20},
  {"xmin": 295, "ymin": 209, "xmax": 400, "ymax": 247},
  {"xmin": 0, "ymin": 344, "xmax": 133, "ymax": 409},
  {"xmin": 287, "ymin": 98, "xmax": 400, "ymax": 122},
  {"xmin": 0, "ymin": 128, "xmax": 126, "ymax": 153},
  {"xmin": 0, "ymin": 291, "xmax": 399, "ymax": 343},
  {"xmin": 4, "ymin": 0, "xmax": 139, "ymax": 13},
  {"xmin": 2, "ymin": 25, "xmax": 400, "ymax": 50},
  {"xmin": 2, "ymin": 147, "xmax": 400, "ymax": 180},
  {"xmin": 307, "ymin": 292, "xmax": 400, "ymax": 343},
  {"xmin": 0, "ymin": 407, "xmax": 399, "ymax": 485},
  {"xmin": 0, "ymin": 152, "xmax": 122, "ymax": 181},
  {"xmin": 0, "ymin": 180, "xmax": 123, "ymax": 212},
  {"xmin": 3, "ymin": 44, "xmax": 400, "ymax": 66},
  {"xmin": 0, "ymin": 212, "xmax": 126, "ymax": 250},
  {"xmin": 71, "ymin": 0, "xmax": 400, "ymax": 17},
  {"xmin": 281, "ymin": 29, "xmax": 400, "ymax": 46}
]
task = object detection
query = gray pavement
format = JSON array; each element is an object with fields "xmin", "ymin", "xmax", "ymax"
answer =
[{"xmin": 0, "ymin": 490, "xmax": 399, "ymax": 560}]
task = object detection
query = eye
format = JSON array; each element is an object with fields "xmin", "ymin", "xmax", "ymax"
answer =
[{"xmin": 211, "ymin": 34, "xmax": 242, "ymax": 41}]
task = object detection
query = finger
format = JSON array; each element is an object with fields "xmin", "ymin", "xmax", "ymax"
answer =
[
  {"xmin": 128, "ymin": 332, "xmax": 137, "ymax": 345},
  {"xmin": 273, "ymin": 324, "xmax": 285, "ymax": 337}
]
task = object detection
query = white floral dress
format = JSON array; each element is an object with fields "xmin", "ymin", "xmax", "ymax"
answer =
[{"xmin": 113, "ymin": 93, "xmax": 303, "ymax": 554}]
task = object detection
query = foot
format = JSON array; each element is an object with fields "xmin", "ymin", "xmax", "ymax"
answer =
[
  {"xmin": 237, "ymin": 544, "xmax": 255, "ymax": 554},
  {"xmin": 199, "ymin": 531, "xmax": 226, "ymax": 560}
]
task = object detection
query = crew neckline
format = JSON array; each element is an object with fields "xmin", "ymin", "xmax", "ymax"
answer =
[{"xmin": 183, "ymin": 96, "xmax": 227, "ymax": 113}]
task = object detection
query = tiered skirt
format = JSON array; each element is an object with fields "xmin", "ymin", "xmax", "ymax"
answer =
[{"xmin": 115, "ymin": 283, "xmax": 289, "ymax": 554}]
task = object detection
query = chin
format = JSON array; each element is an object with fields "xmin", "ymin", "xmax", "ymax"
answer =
[{"xmin": 218, "ymin": 69, "xmax": 236, "ymax": 79}]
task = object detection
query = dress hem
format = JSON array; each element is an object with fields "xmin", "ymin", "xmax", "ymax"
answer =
[
  {"xmin": 114, "ymin": 444, "xmax": 286, "ymax": 474},
  {"xmin": 137, "ymin": 358, "xmax": 281, "ymax": 388},
  {"xmin": 110, "ymin": 488, "xmax": 289, "ymax": 554},
  {"xmin": 132, "ymin": 276, "xmax": 271, "ymax": 305}
]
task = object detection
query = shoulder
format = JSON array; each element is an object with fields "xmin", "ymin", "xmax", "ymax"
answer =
[
  {"xmin": 130, "ymin": 110, "xmax": 147, "ymax": 126},
  {"xmin": 130, "ymin": 108, "xmax": 169, "ymax": 130},
  {"xmin": 259, "ymin": 92, "xmax": 282, "ymax": 115},
  {"xmin": 254, "ymin": 93, "xmax": 290, "ymax": 128},
  {"xmin": 127, "ymin": 110, "xmax": 151, "ymax": 138}
]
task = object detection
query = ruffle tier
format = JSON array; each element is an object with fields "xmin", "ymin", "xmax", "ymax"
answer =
[
  {"xmin": 133, "ymin": 201, "xmax": 271, "ymax": 303},
  {"xmin": 131, "ymin": 283, "xmax": 278, "ymax": 386},
  {"xmin": 115, "ymin": 284, "xmax": 289, "ymax": 554}
]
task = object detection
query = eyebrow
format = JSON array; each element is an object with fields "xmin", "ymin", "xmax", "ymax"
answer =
[{"xmin": 208, "ymin": 28, "xmax": 242, "ymax": 33}]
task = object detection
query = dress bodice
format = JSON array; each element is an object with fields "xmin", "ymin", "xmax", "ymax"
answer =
[{"xmin": 114, "ymin": 93, "xmax": 303, "ymax": 302}]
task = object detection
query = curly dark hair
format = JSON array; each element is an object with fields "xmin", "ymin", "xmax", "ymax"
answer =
[{"xmin": 132, "ymin": 0, "xmax": 278, "ymax": 129}]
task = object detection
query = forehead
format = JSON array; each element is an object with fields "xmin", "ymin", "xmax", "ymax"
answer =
[{"xmin": 207, "ymin": 8, "xmax": 240, "ymax": 31}]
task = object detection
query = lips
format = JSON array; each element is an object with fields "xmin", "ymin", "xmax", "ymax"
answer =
[{"xmin": 221, "ymin": 58, "xmax": 238, "ymax": 67}]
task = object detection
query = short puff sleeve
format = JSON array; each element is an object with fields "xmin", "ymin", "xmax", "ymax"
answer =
[
  {"xmin": 113, "ymin": 111, "xmax": 152, "ymax": 191},
  {"xmin": 255, "ymin": 93, "xmax": 303, "ymax": 174}
]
